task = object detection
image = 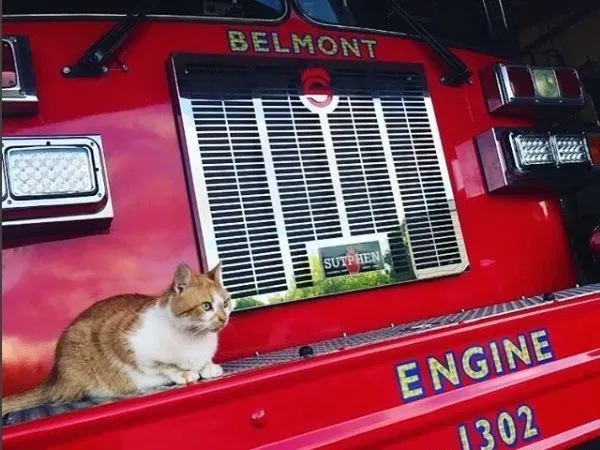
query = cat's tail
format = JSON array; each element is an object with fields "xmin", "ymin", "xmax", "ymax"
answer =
[{"xmin": 2, "ymin": 380, "xmax": 57, "ymax": 415}]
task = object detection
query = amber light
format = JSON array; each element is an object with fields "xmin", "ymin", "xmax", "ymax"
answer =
[{"xmin": 2, "ymin": 40, "xmax": 17, "ymax": 89}]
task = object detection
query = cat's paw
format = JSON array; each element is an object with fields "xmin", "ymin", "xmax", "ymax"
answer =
[
  {"xmin": 169, "ymin": 370, "xmax": 200, "ymax": 385},
  {"xmin": 200, "ymin": 363, "xmax": 224, "ymax": 379}
]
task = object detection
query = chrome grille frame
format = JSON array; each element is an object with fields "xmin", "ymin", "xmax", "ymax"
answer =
[{"xmin": 170, "ymin": 55, "xmax": 468, "ymax": 301}]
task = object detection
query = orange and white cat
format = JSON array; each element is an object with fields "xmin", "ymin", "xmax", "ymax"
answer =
[{"xmin": 2, "ymin": 262, "xmax": 233, "ymax": 415}]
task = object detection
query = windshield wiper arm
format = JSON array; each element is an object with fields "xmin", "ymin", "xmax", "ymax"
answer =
[
  {"xmin": 383, "ymin": 0, "xmax": 472, "ymax": 86},
  {"xmin": 62, "ymin": 0, "xmax": 158, "ymax": 78}
]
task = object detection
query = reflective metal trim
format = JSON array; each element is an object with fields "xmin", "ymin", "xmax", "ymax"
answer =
[
  {"xmin": 171, "ymin": 57, "xmax": 468, "ymax": 302},
  {"xmin": 252, "ymin": 95, "xmax": 296, "ymax": 290},
  {"xmin": 1, "ymin": 36, "xmax": 39, "ymax": 114}
]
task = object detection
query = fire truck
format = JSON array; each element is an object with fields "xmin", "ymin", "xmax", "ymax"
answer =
[{"xmin": 2, "ymin": 0, "xmax": 600, "ymax": 448}]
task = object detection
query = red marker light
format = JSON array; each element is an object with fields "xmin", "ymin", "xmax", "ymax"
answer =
[
  {"xmin": 506, "ymin": 66, "xmax": 535, "ymax": 98},
  {"xmin": 555, "ymin": 68, "xmax": 583, "ymax": 99}
]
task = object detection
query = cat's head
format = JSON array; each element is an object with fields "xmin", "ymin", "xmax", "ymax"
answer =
[{"xmin": 167, "ymin": 262, "xmax": 234, "ymax": 333}]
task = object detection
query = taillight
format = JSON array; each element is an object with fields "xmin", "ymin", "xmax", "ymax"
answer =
[
  {"xmin": 480, "ymin": 63, "xmax": 585, "ymax": 115},
  {"xmin": 1, "ymin": 35, "xmax": 39, "ymax": 115},
  {"xmin": 554, "ymin": 68, "xmax": 583, "ymax": 99},
  {"xmin": 475, "ymin": 128, "xmax": 593, "ymax": 193},
  {"xmin": 505, "ymin": 66, "xmax": 535, "ymax": 98}
]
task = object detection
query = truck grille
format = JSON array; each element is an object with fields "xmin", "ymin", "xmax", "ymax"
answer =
[{"xmin": 172, "ymin": 57, "xmax": 467, "ymax": 300}]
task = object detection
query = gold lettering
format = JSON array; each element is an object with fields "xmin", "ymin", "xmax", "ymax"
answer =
[
  {"xmin": 531, "ymin": 330, "xmax": 553, "ymax": 362},
  {"xmin": 396, "ymin": 361, "xmax": 423, "ymax": 401},
  {"xmin": 251, "ymin": 31, "xmax": 270, "ymax": 52},
  {"xmin": 317, "ymin": 36, "xmax": 338, "ymax": 56},
  {"xmin": 462, "ymin": 346, "xmax": 489, "ymax": 380},
  {"xmin": 228, "ymin": 30, "xmax": 249, "ymax": 52},
  {"xmin": 428, "ymin": 353, "xmax": 460, "ymax": 392},
  {"xmin": 271, "ymin": 32, "xmax": 290, "ymax": 54},
  {"xmin": 489, "ymin": 341, "xmax": 504, "ymax": 374},
  {"xmin": 291, "ymin": 33, "xmax": 316, "ymax": 55},
  {"xmin": 360, "ymin": 39, "xmax": 377, "ymax": 58},
  {"xmin": 503, "ymin": 336, "xmax": 532, "ymax": 370},
  {"xmin": 340, "ymin": 37, "xmax": 360, "ymax": 57}
]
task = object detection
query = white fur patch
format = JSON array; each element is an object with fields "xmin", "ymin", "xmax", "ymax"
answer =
[{"xmin": 126, "ymin": 303, "xmax": 219, "ymax": 390}]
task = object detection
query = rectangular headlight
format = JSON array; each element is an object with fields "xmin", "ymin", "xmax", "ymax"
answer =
[
  {"xmin": 476, "ymin": 128, "xmax": 594, "ymax": 193},
  {"xmin": 553, "ymin": 135, "xmax": 590, "ymax": 164},
  {"xmin": 2, "ymin": 136, "xmax": 112, "ymax": 234},
  {"xmin": 511, "ymin": 133, "xmax": 555, "ymax": 167},
  {"xmin": 6, "ymin": 146, "xmax": 97, "ymax": 198}
]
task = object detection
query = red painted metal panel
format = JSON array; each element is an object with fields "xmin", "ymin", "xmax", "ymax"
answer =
[
  {"xmin": 1, "ymin": 15, "xmax": 577, "ymax": 400},
  {"xmin": 3, "ymin": 293, "xmax": 599, "ymax": 450}
]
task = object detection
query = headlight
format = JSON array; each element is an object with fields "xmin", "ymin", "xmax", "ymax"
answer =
[
  {"xmin": 476, "ymin": 128, "xmax": 594, "ymax": 193},
  {"xmin": 553, "ymin": 135, "xmax": 590, "ymax": 164},
  {"xmin": 2, "ymin": 136, "xmax": 113, "ymax": 235},
  {"xmin": 511, "ymin": 134, "xmax": 554, "ymax": 167},
  {"xmin": 6, "ymin": 146, "xmax": 97, "ymax": 198}
]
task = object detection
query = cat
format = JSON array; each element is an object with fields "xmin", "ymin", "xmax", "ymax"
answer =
[{"xmin": 2, "ymin": 262, "xmax": 233, "ymax": 415}]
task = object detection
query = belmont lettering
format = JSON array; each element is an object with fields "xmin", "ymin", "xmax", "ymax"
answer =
[
  {"xmin": 323, "ymin": 251, "xmax": 381, "ymax": 270},
  {"xmin": 395, "ymin": 329, "xmax": 554, "ymax": 402},
  {"xmin": 227, "ymin": 30, "xmax": 377, "ymax": 59}
]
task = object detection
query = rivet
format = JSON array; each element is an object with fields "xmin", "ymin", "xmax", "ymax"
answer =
[
  {"xmin": 390, "ymin": 322, "xmax": 395, "ymax": 328},
  {"xmin": 250, "ymin": 409, "xmax": 266, "ymax": 428},
  {"xmin": 101, "ymin": 66, "xmax": 109, "ymax": 74},
  {"xmin": 62, "ymin": 66, "xmax": 71, "ymax": 75}
]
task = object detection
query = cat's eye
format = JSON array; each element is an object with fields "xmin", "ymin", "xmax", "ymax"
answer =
[{"xmin": 201, "ymin": 302, "xmax": 213, "ymax": 311}]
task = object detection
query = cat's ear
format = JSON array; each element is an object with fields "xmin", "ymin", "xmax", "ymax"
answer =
[
  {"xmin": 206, "ymin": 261, "xmax": 222, "ymax": 284},
  {"xmin": 173, "ymin": 263, "xmax": 193, "ymax": 295}
]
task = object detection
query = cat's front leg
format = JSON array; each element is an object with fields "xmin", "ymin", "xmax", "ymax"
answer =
[
  {"xmin": 200, "ymin": 361, "xmax": 224, "ymax": 379},
  {"xmin": 153, "ymin": 361, "xmax": 200, "ymax": 385}
]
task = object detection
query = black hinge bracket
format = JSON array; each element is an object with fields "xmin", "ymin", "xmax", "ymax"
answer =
[{"xmin": 61, "ymin": 13, "xmax": 146, "ymax": 78}]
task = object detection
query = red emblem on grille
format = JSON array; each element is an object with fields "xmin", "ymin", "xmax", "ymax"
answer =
[
  {"xmin": 301, "ymin": 67, "xmax": 333, "ymax": 109},
  {"xmin": 345, "ymin": 246, "xmax": 361, "ymax": 274}
]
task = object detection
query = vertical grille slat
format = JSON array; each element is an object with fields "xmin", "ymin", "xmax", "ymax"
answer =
[{"xmin": 175, "ymin": 61, "xmax": 467, "ymax": 301}]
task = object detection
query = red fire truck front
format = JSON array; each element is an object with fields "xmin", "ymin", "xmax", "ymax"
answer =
[{"xmin": 2, "ymin": 0, "xmax": 600, "ymax": 449}]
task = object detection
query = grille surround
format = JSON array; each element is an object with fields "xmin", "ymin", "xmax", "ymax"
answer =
[{"xmin": 171, "ymin": 55, "xmax": 468, "ymax": 305}]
